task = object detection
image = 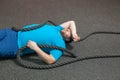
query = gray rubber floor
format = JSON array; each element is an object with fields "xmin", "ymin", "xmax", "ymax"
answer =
[{"xmin": 0, "ymin": 0, "xmax": 120, "ymax": 80}]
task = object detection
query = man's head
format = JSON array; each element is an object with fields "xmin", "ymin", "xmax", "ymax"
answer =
[
  {"xmin": 61, "ymin": 28, "xmax": 73, "ymax": 43},
  {"xmin": 61, "ymin": 28, "xmax": 80, "ymax": 43}
]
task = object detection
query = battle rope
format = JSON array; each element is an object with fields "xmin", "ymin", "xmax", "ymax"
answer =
[
  {"xmin": 12, "ymin": 21, "xmax": 120, "ymax": 69},
  {"xmin": 12, "ymin": 20, "xmax": 58, "ymax": 32}
]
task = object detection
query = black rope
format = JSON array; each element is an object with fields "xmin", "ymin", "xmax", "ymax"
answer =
[
  {"xmin": 79, "ymin": 31, "xmax": 120, "ymax": 41},
  {"xmin": 13, "ymin": 20, "xmax": 120, "ymax": 69},
  {"xmin": 17, "ymin": 52, "xmax": 120, "ymax": 69},
  {"xmin": 12, "ymin": 20, "xmax": 58, "ymax": 32}
]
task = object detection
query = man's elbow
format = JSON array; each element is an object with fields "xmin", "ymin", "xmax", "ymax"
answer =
[
  {"xmin": 47, "ymin": 59, "xmax": 56, "ymax": 65},
  {"xmin": 46, "ymin": 55, "xmax": 56, "ymax": 64}
]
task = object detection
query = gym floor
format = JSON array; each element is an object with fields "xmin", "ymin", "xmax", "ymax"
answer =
[{"xmin": 0, "ymin": 0, "xmax": 120, "ymax": 80}]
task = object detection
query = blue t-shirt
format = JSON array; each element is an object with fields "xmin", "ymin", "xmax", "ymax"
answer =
[{"xmin": 18, "ymin": 24, "xmax": 66, "ymax": 60}]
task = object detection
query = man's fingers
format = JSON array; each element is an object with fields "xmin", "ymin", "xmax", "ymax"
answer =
[{"xmin": 73, "ymin": 35, "xmax": 80, "ymax": 42}]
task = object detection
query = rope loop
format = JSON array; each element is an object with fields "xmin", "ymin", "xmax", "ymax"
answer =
[{"xmin": 13, "ymin": 20, "xmax": 120, "ymax": 69}]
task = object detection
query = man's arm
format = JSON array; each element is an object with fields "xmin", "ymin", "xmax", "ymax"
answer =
[
  {"xmin": 27, "ymin": 40, "xmax": 56, "ymax": 64},
  {"xmin": 60, "ymin": 20, "xmax": 76, "ymax": 35}
]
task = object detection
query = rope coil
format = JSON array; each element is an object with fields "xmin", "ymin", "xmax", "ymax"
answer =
[
  {"xmin": 13, "ymin": 20, "xmax": 120, "ymax": 69},
  {"xmin": 12, "ymin": 20, "xmax": 57, "ymax": 32}
]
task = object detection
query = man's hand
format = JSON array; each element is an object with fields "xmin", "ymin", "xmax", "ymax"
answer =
[
  {"xmin": 27, "ymin": 40, "xmax": 39, "ymax": 51},
  {"xmin": 72, "ymin": 34, "xmax": 80, "ymax": 42}
]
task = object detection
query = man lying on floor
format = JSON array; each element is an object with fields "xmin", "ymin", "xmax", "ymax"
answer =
[{"xmin": 0, "ymin": 20, "xmax": 80, "ymax": 64}]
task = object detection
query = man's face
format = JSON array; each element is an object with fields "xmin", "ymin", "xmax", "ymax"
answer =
[{"xmin": 61, "ymin": 28, "xmax": 72, "ymax": 41}]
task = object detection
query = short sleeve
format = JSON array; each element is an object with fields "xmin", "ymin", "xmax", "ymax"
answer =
[
  {"xmin": 55, "ymin": 25, "xmax": 64, "ymax": 31},
  {"xmin": 50, "ymin": 49, "xmax": 63, "ymax": 61}
]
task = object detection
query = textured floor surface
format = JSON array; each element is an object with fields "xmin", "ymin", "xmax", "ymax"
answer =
[{"xmin": 0, "ymin": 0, "xmax": 120, "ymax": 80}]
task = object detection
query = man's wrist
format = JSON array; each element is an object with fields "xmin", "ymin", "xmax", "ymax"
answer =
[
  {"xmin": 72, "ymin": 33, "xmax": 77, "ymax": 37},
  {"xmin": 34, "ymin": 46, "xmax": 41, "ymax": 52}
]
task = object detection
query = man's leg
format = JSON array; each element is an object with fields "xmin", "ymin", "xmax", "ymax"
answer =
[
  {"xmin": 0, "ymin": 28, "xmax": 18, "ymax": 58},
  {"xmin": 0, "ymin": 29, "xmax": 7, "ymax": 41},
  {"xmin": 0, "ymin": 29, "xmax": 7, "ymax": 57}
]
